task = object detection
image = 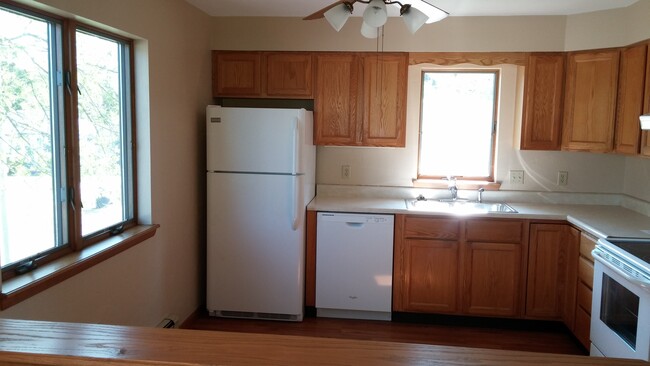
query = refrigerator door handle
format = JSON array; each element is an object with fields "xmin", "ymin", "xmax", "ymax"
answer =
[
  {"xmin": 291, "ymin": 176, "xmax": 302, "ymax": 231},
  {"xmin": 291, "ymin": 117, "xmax": 301, "ymax": 231},
  {"xmin": 292, "ymin": 117, "xmax": 300, "ymax": 175}
]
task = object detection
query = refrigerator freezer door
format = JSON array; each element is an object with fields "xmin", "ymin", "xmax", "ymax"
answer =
[
  {"xmin": 206, "ymin": 172, "xmax": 305, "ymax": 320},
  {"xmin": 206, "ymin": 106, "xmax": 312, "ymax": 174}
]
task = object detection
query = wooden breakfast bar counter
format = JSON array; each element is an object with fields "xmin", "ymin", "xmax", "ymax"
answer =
[{"xmin": 0, "ymin": 319, "xmax": 646, "ymax": 366}]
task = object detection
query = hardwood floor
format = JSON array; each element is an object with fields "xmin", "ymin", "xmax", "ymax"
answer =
[{"xmin": 182, "ymin": 310, "xmax": 587, "ymax": 356}]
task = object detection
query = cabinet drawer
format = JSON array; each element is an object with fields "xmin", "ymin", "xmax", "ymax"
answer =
[
  {"xmin": 466, "ymin": 220, "xmax": 523, "ymax": 243},
  {"xmin": 576, "ymin": 280, "xmax": 592, "ymax": 315},
  {"xmin": 579, "ymin": 233, "xmax": 597, "ymax": 261},
  {"xmin": 578, "ymin": 256, "xmax": 594, "ymax": 289},
  {"xmin": 574, "ymin": 305, "xmax": 591, "ymax": 349},
  {"xmin": 404, "ymin": 216, "xmax": 459, "ymax": 240}
]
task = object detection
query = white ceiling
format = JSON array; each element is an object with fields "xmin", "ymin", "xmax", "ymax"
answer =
[{"xmin": 185, "ymin": 0, "xmax": 639, "ymax": 17}]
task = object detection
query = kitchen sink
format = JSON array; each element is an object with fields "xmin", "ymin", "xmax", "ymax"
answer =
[{"xmin": 405, "ymin": 199, "xmax": 517, "ymax": 214}]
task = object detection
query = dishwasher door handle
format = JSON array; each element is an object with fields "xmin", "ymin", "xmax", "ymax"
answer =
[{"xmin": 345, "ymin": 222, "xmax": 365, "ymax": 228}]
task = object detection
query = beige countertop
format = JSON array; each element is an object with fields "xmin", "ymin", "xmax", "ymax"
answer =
[{"xmin": 308, "ymin": 195, "xmax": 650, "ymax": 239}]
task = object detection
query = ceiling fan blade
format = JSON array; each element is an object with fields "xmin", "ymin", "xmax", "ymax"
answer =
[{"xmin": 303, "ymin": 0, "xmax": 357, "ymax": 20}]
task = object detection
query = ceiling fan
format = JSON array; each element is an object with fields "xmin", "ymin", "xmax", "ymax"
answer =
[{"xmin": 303, "ymin": 0, "xmax": 448, "ymax": 37}]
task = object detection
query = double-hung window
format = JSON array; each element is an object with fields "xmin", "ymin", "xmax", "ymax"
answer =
[
  {"xmin": 417, "ymin": 70, "xmax": 499, "ymax": 182},
  {"xmin": 0, "ymin": 2, "xmax": 137, "ymax": 287}
]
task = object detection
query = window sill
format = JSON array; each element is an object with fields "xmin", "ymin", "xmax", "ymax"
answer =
[
  {"xmin": 0, "ymin": 224, "xmax": 160, "ymax": 310},
  {"xmin": 413, "ymin": 179, "xmax": 502, "ymax": 190}
]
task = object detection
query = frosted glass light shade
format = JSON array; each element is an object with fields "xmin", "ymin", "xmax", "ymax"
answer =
[
  {"xmin": 363, "ymin": 0, "xmax": 387, "ymax": 28},
  {"xmin": 402, "ymin": 6, "xmax": 429, "ymax": 34},
  {"xmin": 360, "ymin": 21, "xmax": 378, "ymax": 39},
  {"xmin": 424, "ymin": 5, "xmax": 448, "ymax": 24},
  {"xmin": 324, "ymin": 3, "xmax": 352, "ymax": 32}
]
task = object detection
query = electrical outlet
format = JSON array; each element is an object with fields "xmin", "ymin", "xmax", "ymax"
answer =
[
  {"xmin": 510, "ymin": 170, "xmax": 524, "ymax": 184},
  {"xmin": 341, "ymin": 165, "xmax": 351, "ymax": 180},
  {"xmin": 558, "ymin": 171, "xmax": 569, "ymax": 186}
]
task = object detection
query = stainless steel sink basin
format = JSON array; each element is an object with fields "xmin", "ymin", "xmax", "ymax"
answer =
[{"xmin": 405, "ymin": 199, "xmax": 517, "ymax": 214}]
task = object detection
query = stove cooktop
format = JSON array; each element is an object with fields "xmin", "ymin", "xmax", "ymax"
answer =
[{"xmin": 601, "ymin": 237, "xmax": 650, "ymax": 273}]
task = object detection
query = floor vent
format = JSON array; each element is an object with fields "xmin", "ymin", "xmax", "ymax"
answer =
[
  {"xmin": 209, "ymin": 310, "xmax": 301, "ymax": 322},
  {"xmin": 156, "ymin": 318, "xmax": 176, "ymax": 328}
]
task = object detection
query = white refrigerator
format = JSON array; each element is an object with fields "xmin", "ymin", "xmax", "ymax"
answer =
[{"xmin": 205, "ymin": 105, "xmax": 315, "ymax": 321}]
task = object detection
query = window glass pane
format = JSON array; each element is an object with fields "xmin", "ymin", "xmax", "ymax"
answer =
[
  {"xmin": 418, "ymin": 71, "xmax": 497, "ymax": 179},
  {"xmin": 76, "ymin": 30, "xmax": 130, "ymax": 236},
  {"xmin": 0, "ymin": 8, "xmax": 63, "ymax": 266}
]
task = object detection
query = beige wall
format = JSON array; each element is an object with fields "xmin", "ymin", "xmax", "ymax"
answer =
[
  {"xmin": 211, "ymin": 15, "xmax": 567, "ymax": 52},
  {"xmin": 565, "ymin": 1, "xmax": 650, "ymax": 51},
  {"xmin": 0, "ymin": 0, "xmax": 212, "ymax": 326}
]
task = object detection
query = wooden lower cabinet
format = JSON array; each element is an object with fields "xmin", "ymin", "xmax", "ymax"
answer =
[
  {"xmin": 463, "ymin": 241, "xmax": 524, "ymax": 317},
  {"xmin": 571, "ymin": 232, "xmax": 597, "ymax": 349},
  {"xmin": 395, "ymin": 239, "xmax": 460, "ymax": 313},
  {"xmin": 393, "ymin": 215, "xmax": 527, "ymax": 318},
  {"xmin": 526, "ymin": 223, "xmax": 570, "ymax": 319}
]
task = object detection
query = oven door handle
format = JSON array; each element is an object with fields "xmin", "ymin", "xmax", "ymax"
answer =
[{"xmin": 593, "ymin": 248, "xmax": 650, "ymax": 289}]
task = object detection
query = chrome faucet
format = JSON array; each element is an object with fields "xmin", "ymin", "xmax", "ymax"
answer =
[
  {"xmin": 477, "ymin": 187, "xmax": 485, "ymax": 203},
  {"xmin": 445, "ymin": 176, "xmax": 458, "ymax": 201}
]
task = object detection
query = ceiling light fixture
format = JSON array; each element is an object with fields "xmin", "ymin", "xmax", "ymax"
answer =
[{"xmin": 316, "ymin": 0, "xmax": 448, "ymax": 38}]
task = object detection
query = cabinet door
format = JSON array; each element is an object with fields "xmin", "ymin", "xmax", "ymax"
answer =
[
  {"xmin": 526, "ymin": 224, "xmax": 568, "ymax": 319},
  {"xmin": 642, "ymin": 44, "xmax": 650, "ymax": 157},
  {"xmin": 463, "ymin": 241, "xmax": 524, "ymax": 317},
  {"xmin": 521, "ymin": 53, "xmax": 565, "ymax": 150},
  {"xmin": 361, "ymin": 53, "xmax": 407, "ymax": 147},
  {"xmin": 266, "ymin": 53, "xmax": 313, "ymax": 98},
  {"xmin": 463, "ymin": 219, "xmax": 526, "ymax": 317},
  {"xmin": 212, "ymin": 51, "xmax": 262, "ymax": 97},
  {"xmin": 314, "ymin": 54, "xmax": 361, "ymax": 145},
  {"xmin": 562, "ymin": 50, "xmax": 620, "ymax": 152},
  {"xmin": 395, "ymin": 239, "xmax": 460, "ymax": 313},
  {"xmin": 615, "ymin": 44, "xmax": 647, "ymax": 154}
]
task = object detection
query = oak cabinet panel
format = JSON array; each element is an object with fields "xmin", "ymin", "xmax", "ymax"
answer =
[
  {"xmin": 615, "ymin": 44, "xmax": 647, "ymax": 154},
  {"xmin": 314, "ymin": 53, "xmax": 360, "ymax": 145},
  {"xmin": 574, "ymin": 305, "xmax": 592, "ymax": 349},
  {"xmin": 570, "ymin": 231, "xmax": 597, "ymax": 349},
  {"xmin": 562, "ymin": 226, "xmax": 580, "ymax": 331},
  {"xmin": 463, "ymin": 241, "xmax": 524, "ymax": 317},
  {"xmin": 397, "ymin": 239, "xmax": 460, "ymax": 313},
  {"xmin": 212, "ymin": 51, "xmax": 313, "ymax": 98},
  {"xmin": 562, "ymin": 50, "xmax": 620, "ymax": 152},
  {"xmin": 395, "ymin": 216, "xmax": 527, "ymax": 318},
  {"xmin": 314, "ymin": 52, "xmax": 407, "ymax": 147},
  {"xmin": 213, "ymin": 51, "xmax": 262, "ymax": 97},
  {"xmin": 362, "ymin": 54, "xmax": 407, "ymax": 147},
  {"xmin": 526, "ymin": 224, "xmax": 569, "ymax": 319},
  {"xmin": 641, "ymin": 43, "xmax": 650, "ymax": 157},
  {"xmin": 266, "ymin": 53, "xmax": 313, "ymax": 98},
  {"xmin": 393, "ymin": 215, "xmax": 460, "ymax": 313},
  {"xmin": 521, "ymin": 53, "xmax": 565, "ymax": 150}
]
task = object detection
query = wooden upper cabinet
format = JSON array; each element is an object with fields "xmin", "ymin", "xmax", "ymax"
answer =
[
  {"xmin": 615, "ymin": 43, "xmax": 647, "ymax": 155},
  {"xmin": 213, "ymin": 51, "xmax": 262, "ymax": 97},
  {"xmin": 562, "ymin": 50, "xmax": 620, "ymax": 152},
  {"xmin": 521, "ymin": 53, "xmax": 565, "ymax": 150},
  {"xmin": 212, "ymin": 51, "xmax": 313, "ymax": 98},
  {"xmin": 265, "ymin": 53, "xmax": 313, "ymax": 98},
  {"xmin": 362, "ymin": 53, "xmax": 408, "ymax": 147},
  {"xmin": 314, "ymin": 52, "xmax": 407, "ymax": 147},
  {"xmin": 314, "ymin": 53, "xmax": 360, "ymax": 145},
  {"xmin": 641, "ymin": 43, "xmax": 650, "ymax": 157}
]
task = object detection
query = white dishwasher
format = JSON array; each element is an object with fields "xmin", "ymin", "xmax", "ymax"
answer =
[{"xmin": 315, "ymin": 212, "xmax": 394, "ymax": 321}]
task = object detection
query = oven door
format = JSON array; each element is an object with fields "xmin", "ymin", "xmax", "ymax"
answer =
[{"xmin": 591, "ymin": 258, "xmax": 650, "ymax": 361}]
